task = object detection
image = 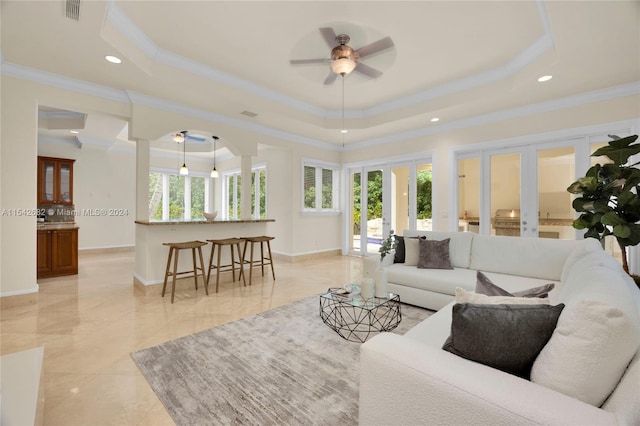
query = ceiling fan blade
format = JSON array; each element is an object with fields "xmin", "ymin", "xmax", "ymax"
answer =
[
  {"xmin": 356, "ymin": 36, "xmax": 394, "ymax": 59},
  {"xmin": 323, "ymin": 72, "xmax": 338, "ymax": 85},
  {"xmin": 290, "ymin": 58, "xmax": 331, "ymax": 65},
  {"xmin": 354, "ymin": 62, "xmax": 383, "ymax": 79},
  {"xmin": 319, "ymin": 27, "xmax": 338, "ymax": 48}
]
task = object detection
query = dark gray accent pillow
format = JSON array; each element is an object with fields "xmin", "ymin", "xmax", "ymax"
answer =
[
  {"xmin": 417, "ymin": 238, "xmax": 453, "ymax": 270},
  {"xmin": 442, "ymin": 303, "xmax": 565, "ymax": 379},
  {"xmin": 394, "ymin": 236, "xmax": 405, "ymax": 263},
  {"xmin": 476, "ymin": 271, "xmax": 555, "ymax": 298}
]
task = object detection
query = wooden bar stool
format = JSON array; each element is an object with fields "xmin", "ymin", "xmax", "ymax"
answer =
[
  {"xmin": 206, "ymin": 238, "xmax": 246, "ymax": 293},
  {"xmin": 240, "ymin": 236, "xmax": 275, "ymax": 285},
  {"xmin": 161, "ymin": 240, "xmax": 208, "ymax": 303}
]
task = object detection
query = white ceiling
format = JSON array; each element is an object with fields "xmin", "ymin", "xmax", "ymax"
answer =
[{"xmin": 2, "ymin": 0, "xmax": 639, "ymax": 152}]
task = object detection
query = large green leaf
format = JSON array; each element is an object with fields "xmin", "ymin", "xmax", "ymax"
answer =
[
  {"xmin": 602, "ymin": 211, "xmax": 625, "ymax": 226},
  {"xmin": 592, "ymin": 135, "xmax": 640, "ymax": 165},
  {"xmin": 613, "ymin": 224, "xmax": 632, "ymax": 239}
]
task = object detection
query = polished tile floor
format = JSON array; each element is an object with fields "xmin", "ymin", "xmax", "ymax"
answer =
[{"xmin": 1, "ymin": 250, "xmax": 363, "ymax": 425}]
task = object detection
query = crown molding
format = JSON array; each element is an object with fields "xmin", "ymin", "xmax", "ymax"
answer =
[
  {"xmin": 345, "ymin": 81, "xmax": 640, "ymax": 151},
  {"xmin": 103, "ymin": 0, "xmax": 556, "ymax": 119},
  {"xmin": 125, "ymin": 91, "xmax": 341, "ymax": 151},
  {"xmin": 2, "ymin": 62, "xmax": 131, "ymax": 104}
]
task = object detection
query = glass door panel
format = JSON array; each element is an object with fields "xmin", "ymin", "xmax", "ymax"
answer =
[
  {"xmin": 349, "ymin": 171, "xmax": 361, "ymax": 251},
  {"xmin": 458, "ymin": 158, "xmax": 480, "ymax": 233},
  {"xmin": 43, "ymin": 160, "xmax": 55, "ymax": 202},
  {"xmin": 59, "ymin": 163, "xmax": 71, "ymax": 203},
  {"xmin": 490, "ymin": 153, "xmax": 521, "ymax": 237},
  {"xmin": 537, "ymin": 147, "xmax": 575, "ymax": 240},
  {"xmin": 391, "ymin": 166, "xmax": 409, "ymax": 235},
  {"xmin": 366, "ymin": 169, "xmax": 383, "ymax": 254},
  {"xmin": 416, "ymin": 164, "xmax": 433, "ymax": 231}
]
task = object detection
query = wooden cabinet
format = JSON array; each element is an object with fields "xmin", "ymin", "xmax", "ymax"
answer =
[
  {"xmin": 37, "ymin": 228, "xmax": 78, "ymax": 278},
  {"xmin": 38, "ymin": 156, "xmax": 75, "ymax": 205}
]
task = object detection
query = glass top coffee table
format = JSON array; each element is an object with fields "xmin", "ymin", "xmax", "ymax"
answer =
[{"xmin": 319, "ymin": 288, "xmax": 402, "ymax": 343}]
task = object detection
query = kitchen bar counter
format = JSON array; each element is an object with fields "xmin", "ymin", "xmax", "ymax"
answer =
[
  {"xmin": 135, "ymin": 219, "xmax": 274, "ymax": 226},
  {"xmin": 134, "ymin": 218, "xmax": 275, "ymax": 291}
]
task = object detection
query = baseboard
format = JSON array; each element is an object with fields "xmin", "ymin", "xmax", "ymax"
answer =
[
  {"xmin": 0, "ymin": 286, "xmax": 39, "ymax": 308},
  {"xmin": 273, "ymin": 248, "xmax": 342, "ymax": 263},
  {"xmin": 79, "ymin": 245, "xmax": 135, "ymax": 255}
]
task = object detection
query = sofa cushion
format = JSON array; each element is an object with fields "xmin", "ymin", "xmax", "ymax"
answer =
[
  {"xmin": 394, "ymin": 236, "xmax": 406, "ymax": 263},
  {"xmin": 560, "ymin": 261, "xmax": 640, "ymax": 328},
  {"xmin": 386, "ymin": 266, "xmax": 558, "ymax": 298},
  {"xmin": 455, "ymin": 287, "xmax": 550, "ymax": 305},
  {"xmin": 476, "ymin": 271, "xmax": 554, "ymax": 298},
  {"xmin": 418, "ymin": 238, "xmax": 453, "ymax": 270},
  {"xmin": 560, "ymin": 238, "xmax": 604, "ymax": 284},
  {"xmin": 404, "ymin": 237, "xmax": 420, "ymax": 266},
  {"xmin": 442, "ymin": 303, "xmax": 565, "ymax": 378},
  {"xmin": 531, "ymin": 299, "xmax": 640, "ymax": 407},
  {"xmin": 404, "ymin": 231, "xmax": 473, "ymax": 269},
  {"xmin": 469, "ymin": 234, "xmax": 579, "ymax": 281}
]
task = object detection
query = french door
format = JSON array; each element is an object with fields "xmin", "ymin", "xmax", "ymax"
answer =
[
  {"xmin": 456, "ymin": 141, "xmax": 580, "ymax": 239},
  {"xmin": 347, "ymin": 158, "xmax": 433, "ymax": 255}
]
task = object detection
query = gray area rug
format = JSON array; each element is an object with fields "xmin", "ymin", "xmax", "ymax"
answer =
[{"xmin": 131, "ymin": 295, "xmax": 432, "ymax": 426}]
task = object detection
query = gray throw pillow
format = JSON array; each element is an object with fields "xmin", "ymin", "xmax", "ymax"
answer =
[
  {"xmin": 476, "ymin": 271, "xmax": 555, "ymax": 298},
  {"xmin": 442, "ymin": 303, "xmax": 565, "ymax": 379},
  {"xmin": 417, "ymin": 238, "xmax": 453, "ymax": 270}
]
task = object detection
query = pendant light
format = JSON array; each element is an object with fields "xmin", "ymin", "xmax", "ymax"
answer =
[
  {"xmin": 175, "ymin": 130, "xmax": 189, "ymax": 176},
  {"xmin": 210, "ymin": 136, "xmax": 219, "ymax": 178}
]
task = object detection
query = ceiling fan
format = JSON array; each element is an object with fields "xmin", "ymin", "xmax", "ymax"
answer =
[
  {"xmin": 290, "ymin": 27, "xmax": 394, "ymax": 85},
  {"xmin": 172, "ymin": 130, "xmax": 206, "ymax": 143}
]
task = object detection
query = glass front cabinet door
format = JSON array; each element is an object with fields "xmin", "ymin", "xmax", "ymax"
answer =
[{"xmin": 38, "ymin": 156, "xmax": 75, "ymax": 205}]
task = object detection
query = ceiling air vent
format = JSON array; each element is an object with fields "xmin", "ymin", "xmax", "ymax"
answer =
[
  {"xmin": 65, "ymin": 0, "xmax": 80, "ymax": 21},
  {"xmin": 240, "ymin": 111, "xmax": 258, "ymax": 118}
]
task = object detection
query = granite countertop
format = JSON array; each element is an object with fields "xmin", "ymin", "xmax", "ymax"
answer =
[
  {"xmin": 37, "ymin": 222, "xmax": 79, "ymax": 230},
  {"xmin": 135, "ymin": 219, "xmax": 275, "ymax": 226}
]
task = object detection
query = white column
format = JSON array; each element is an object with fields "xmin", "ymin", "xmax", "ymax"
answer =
[
  {"xmin": 135, "ymin": 139, "xmax": 150, "ymax": 221},
  {"xmin": 241, "ymin": 155, "xmax": 252, "ymax": 219}
]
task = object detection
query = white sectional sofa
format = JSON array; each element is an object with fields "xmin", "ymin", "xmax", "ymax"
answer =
[{"xmin": 360, "ymin": 231, "xmax": 640, "ymax": 425}]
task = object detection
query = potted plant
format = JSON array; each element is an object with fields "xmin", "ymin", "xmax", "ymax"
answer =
[
  {"xmin": 378, "ymin": 229, "xmax": 397, "ymax": 261},
  {"xmin": 567, "ymin": 134, "xmax": 640, "ymax": 279}
]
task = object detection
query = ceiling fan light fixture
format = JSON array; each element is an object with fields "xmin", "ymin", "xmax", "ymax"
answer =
[
  {"xmin": 173, "ymin": 131, "xmax": 187, "ymax": 143},
  {"xmin": 330, "ymin": 58, "xmax": 356, "ymax": 76}
]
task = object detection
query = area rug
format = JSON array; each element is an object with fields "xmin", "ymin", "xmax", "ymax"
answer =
[{"xmin": 131, "ymin": 295, "xmax": 432, "ymax": 425}]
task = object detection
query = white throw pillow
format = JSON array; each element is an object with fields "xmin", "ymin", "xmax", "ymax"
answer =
[
  {"xmin": 404, "ymin": 238, "xmax": 420, "ymax": 266},
  {"xmin": 455, "ymin": 288, "xmax": 550, "ymax": 305},
  {"xmin": 530, "ymin": 299, "xmax": 640, "ymax": 407}
]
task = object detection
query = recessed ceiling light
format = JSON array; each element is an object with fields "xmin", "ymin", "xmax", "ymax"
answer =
[
  {"xmin": 430, "ymin": 117, "xmax": 440, "ymax": 122},
  {"xmin": 538, "ymin": 75, "xmax": 552, "ymax": 82},
  {"xmin": 105, "ymin": 55, "xmax": 122, "ymax": 64},
  {"xmin": 70, "ymin": 130, "xmax": 79, "ymax": 134},
  {"xmin": 341, "ymin": 129, "xmax": 348, "ymax": 134}
]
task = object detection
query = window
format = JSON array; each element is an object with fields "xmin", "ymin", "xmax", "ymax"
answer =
[
  {"xmin": 148, "ymin": 170, "xmax": 210, "ymax": 220},
  {"xmin": 303, "ymin": 160, "xmax": 339, "ymax": 212},
  {"xmin": 224, "ymin": 166, "xmax": 267, "ymax": 219}
]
